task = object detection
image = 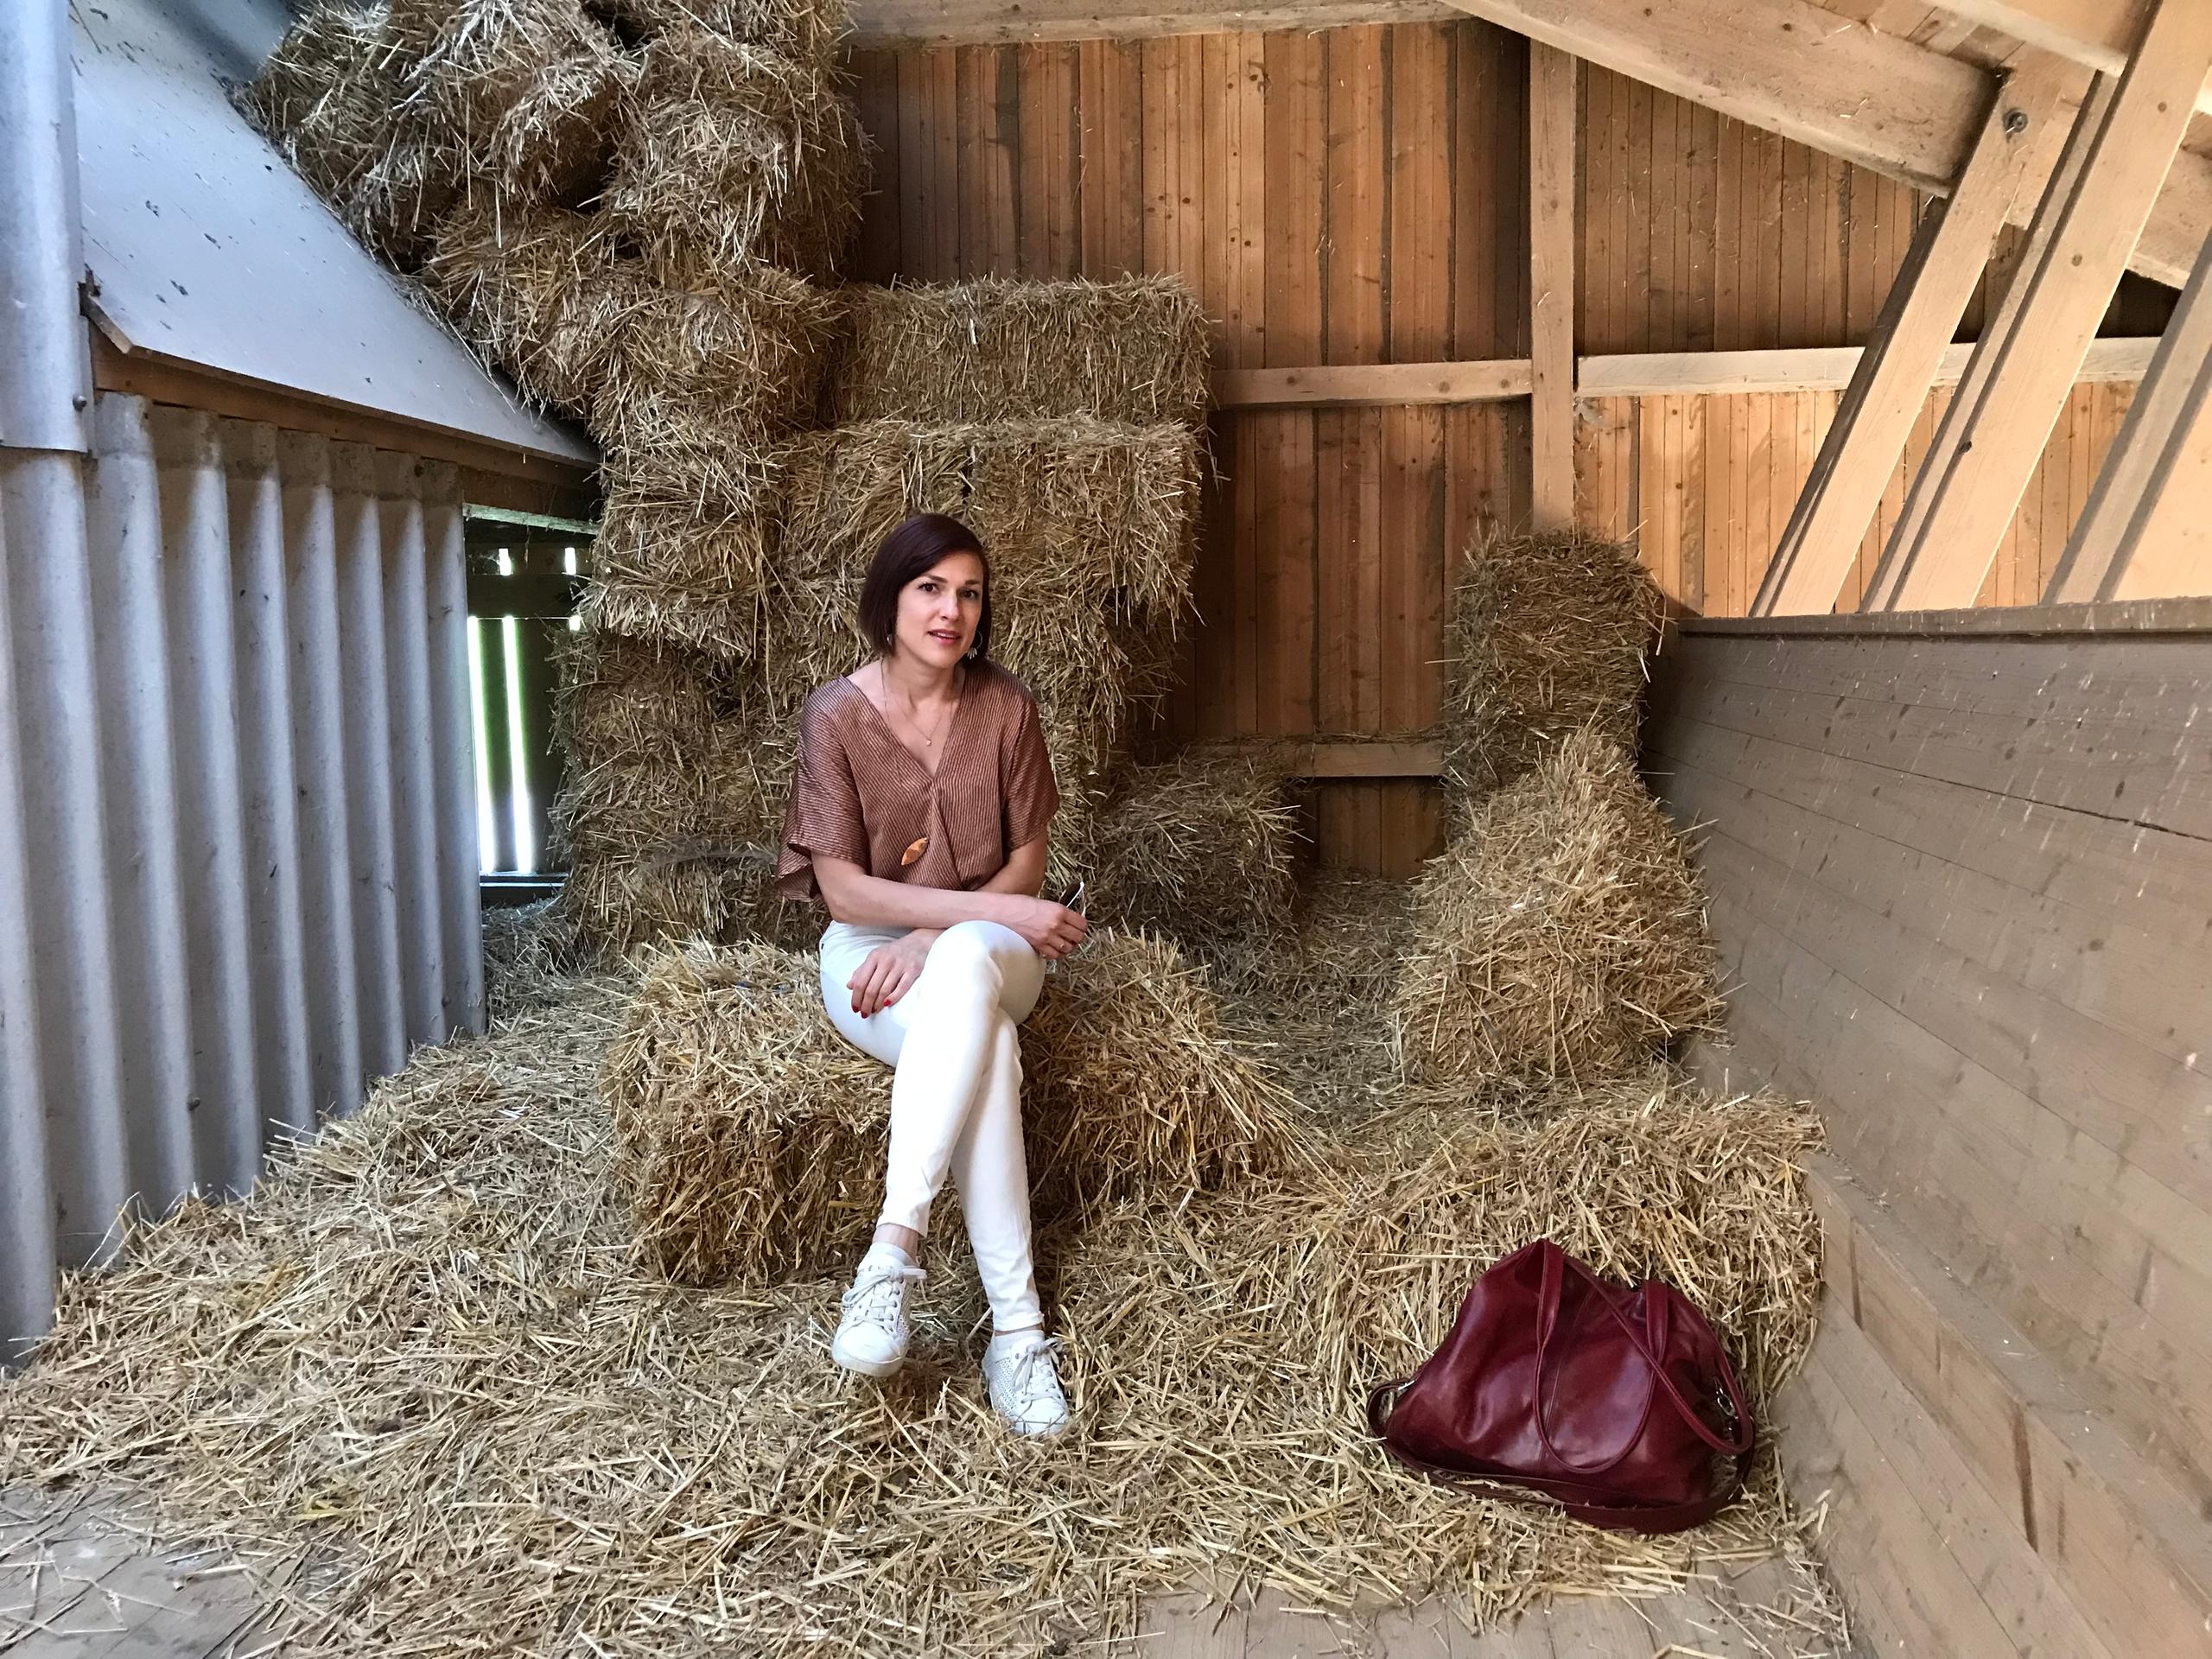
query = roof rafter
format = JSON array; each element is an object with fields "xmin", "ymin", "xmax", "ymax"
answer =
[{"xmin": 1442, "ymin": 0, "xmax": 2207, "ymax": 287}]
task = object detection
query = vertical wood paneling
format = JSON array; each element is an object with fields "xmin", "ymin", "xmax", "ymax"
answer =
[
  {"xmin": 836, "ymin": 28, "xmax": 2170, "ymax": 869},
  {"xmin": 1575, "ymin": 382, "xmax": 2145, "ymax": 617}
]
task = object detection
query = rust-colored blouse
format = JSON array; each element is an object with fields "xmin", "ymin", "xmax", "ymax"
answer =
[{"xmin": 776, "ymin": 660, "xmax": 1060, "ymax": 902}]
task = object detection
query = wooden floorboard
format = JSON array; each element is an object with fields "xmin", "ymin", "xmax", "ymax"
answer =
[{"xmin": 1, "ymin": 1487, "xmax": 1862, "ymax": 1658}]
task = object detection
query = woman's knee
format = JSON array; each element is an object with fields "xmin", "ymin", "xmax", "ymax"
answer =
[{"xmin": 925, "ymin": 919, "xmax": 1019, "ymax": 991}]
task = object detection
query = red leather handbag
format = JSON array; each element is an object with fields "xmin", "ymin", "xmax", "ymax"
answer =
[{"xmin": 1367, "ymin": 1239, "xmax": 1755, "ymax": 1534}]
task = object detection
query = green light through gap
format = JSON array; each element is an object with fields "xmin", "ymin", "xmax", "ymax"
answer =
[
  {"xmin": 502, "ymin": 615, "xmax": 534, "ymax": 873},
  {"xmin": 466, "ymin": 620, "xmax": 498, "ymax": 874}
]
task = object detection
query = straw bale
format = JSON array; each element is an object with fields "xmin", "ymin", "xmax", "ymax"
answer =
[
  {"xmin": 236, "ymin": 5, "xmax": 463, "ymax": 270},
  {"xmin": 1395, "ymin": 728, "xmax": 1723, "ymax": 1091},
  {"xmin": 1445, "ymin": 527, "xmax": 1666, "ymax": 796},
  {"xmin": 758, "ymin": 417, "xmax": 1197, "ymax": 729},
  {"xmin": 603, "ymin": 931, "xmax": 1296, "ymax": 1285},
  {"xmin": 585, "ymin": 0, "xmax": 851, "ymax": 62},
  {"xmin": 607, "ymin": 28, "xmax": 866, "ymax": 281},
  {"xmin": 605, "ymin": 939, "xmax": 888, "ymax": 1284},
  {"xmin": 550, "ymin": 632, "xmax": 745, "ymax": 953},
  {"xmin": 831, "ymin": 276, "xmax": 1211, "ymax": 427},
  {"xmin": 1084, "ymin": 749, "xmax": 1300, "ymax": 974},
  {"xmin": 0, "ymin": 1012, "xmax": 1826, "ymax": 1656},
  {"xmin": 481, "ymin": 895, "xmax": 587, "ymax": 1019},
  {"xmin": 427, "ymin": 206, "xmax": 842, "ymax": 435}
]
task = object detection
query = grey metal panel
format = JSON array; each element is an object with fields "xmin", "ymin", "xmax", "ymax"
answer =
[
  {"xmin": 333, "ymin": 443, "xmax": 409, "ymax": 1087},
  {"xmin": 279, "ymin": 429, "xmax": 367, "ymax": 1122},
  {"xmin": 1, "ymin": 454, "xmax": 130, "ymax": 1267},
  {"xmin": 224, "ymin": 418, "xmax": 318, "ymax": 1140},
  {"xmin": 0, "ymin": 0, "xmax": 92, "ymax": 456},
  {"xmin": 70, "ymin": 0, "xmax": 595, "ymax": 469},
  {"xmin": 423, "ymin": 470, "xmax": 486, "ymax": 1037},
  {"xmin": 151, "ymin": 406, "xmax": 267, "ymax": 1198},
  {"xmin": 0, "ymin": 483, "xmax": 60, "ymax": 1357},
  {"xmin": 82, "ymin": 396, "xmax": 197, "ymax": 1212},
  {"xmin": 378, "ymin": 454, "xmax": 448, "ymax": 1047},
  {"xmin": 5, "ymin": 393, "xmax": 490, "ymax": 1356}
]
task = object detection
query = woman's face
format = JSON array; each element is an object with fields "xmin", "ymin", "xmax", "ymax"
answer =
[{"xmin": 892, "ymin": 551, "xmax": 985, "ymax": 671}]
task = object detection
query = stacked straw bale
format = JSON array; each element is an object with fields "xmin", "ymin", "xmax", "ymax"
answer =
[
  {"xmin": 238, "ymin": 3, "xmax": 463, "ymax": 267},
  {"xmin": 604, "ymin": 934, "xmax": 1297, "ymax": 1285},
  {"xmin": 830, "ymin": 276, "xmax": 1212, "ymax": 426},
  {"xmin": 1085, "ymin": 749, "xmax": 1300, "ymax": 975},
  {"xmin": 1395, "ymin": 727, "xmax": 1721, "ymax": 1091},
  {"xmin": 1443, "ymin": 526, "xmax": 1668, "ymax": 797},
  {"xmin": 1393, "ymin": 530, "xmax": 1716, "ymax": 1096}
]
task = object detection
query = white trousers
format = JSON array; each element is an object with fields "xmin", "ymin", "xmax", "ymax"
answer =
[{"xmin": 819, "ymin": 918, "xmax": 1048, "ymax": 1332}]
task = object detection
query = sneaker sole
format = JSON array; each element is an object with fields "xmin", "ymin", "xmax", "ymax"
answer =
[{"xmin": 831, "ymin": 1333, "xmax": 906, "ymax": 1379}]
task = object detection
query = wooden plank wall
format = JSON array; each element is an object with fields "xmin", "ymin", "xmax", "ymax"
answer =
[
  {"xmin": 1645, "ymin": 613, "xmax": 2212, "ymax": 1515},
  {"xmin": 842, "ymin": 30, "xmax": 2171, "ymax": 869},
  {"xmin": 1580, "ymin": 379, "xmax": 2142, "ymax": 616}
]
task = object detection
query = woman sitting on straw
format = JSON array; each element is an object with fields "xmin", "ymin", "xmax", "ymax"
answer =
[{"xmin": 776, "ymin": 512, "xmax": 1089, "ymax": 1438}]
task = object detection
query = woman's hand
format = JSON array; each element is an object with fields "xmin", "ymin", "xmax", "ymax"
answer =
[
  {"xmin": 847, "ymin": 930, "xmax": 939, "ymax": 1019},
  {"xmin": 994, "ymin": 895, "xmax": 1089, "ymax": 961}
]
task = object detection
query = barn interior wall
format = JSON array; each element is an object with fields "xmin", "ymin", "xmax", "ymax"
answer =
[
  {"xmin": 842, "ymin": 24, "xmax": 2173, "ymax": 871},
  {"xmin": 1645, "ymin": 614, "xmax": 2212, "ymax": 1516}
]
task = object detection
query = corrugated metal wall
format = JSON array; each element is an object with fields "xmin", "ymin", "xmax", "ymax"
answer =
[{"xmin": 0, "ymin": 391, "xmax": 483, "ymax": 1354}]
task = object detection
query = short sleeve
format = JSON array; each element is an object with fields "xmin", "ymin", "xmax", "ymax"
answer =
[
  {"xmin": 1001, "ymin": 692, "xmax": 1060, "ymax": 853},
  {"xmin": 776, "ymin": 692, "xmax": 871, "ymax": 900}
]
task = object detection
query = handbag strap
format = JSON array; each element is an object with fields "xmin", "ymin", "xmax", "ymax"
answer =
[
  {"xmin": 1368, "ymin": 1379, "xmax": 1751, "ymax": 1532},
  {"xmin": 1534, "ymin": 1248, "xmax": 1754, "ymax": 1466}
]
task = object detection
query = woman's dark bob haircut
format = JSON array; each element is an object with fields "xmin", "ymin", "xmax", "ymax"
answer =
[{"xmin": 856, "ymin": 512, "xmax": 992, "ymax": 661}]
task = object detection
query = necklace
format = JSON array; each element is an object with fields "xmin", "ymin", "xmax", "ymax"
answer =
[{"xmin": 882, "ymin": 665, "xmax": 962, "ymax": 753}]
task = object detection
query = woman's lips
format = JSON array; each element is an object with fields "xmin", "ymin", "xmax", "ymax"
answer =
[{"xmin": 928, "ymin": 629, "xmax": 959, "ymax": 645}]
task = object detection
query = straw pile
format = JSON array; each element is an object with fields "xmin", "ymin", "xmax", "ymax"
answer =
[
  {"xmin": 1444, "ymin": 528, "xmax": 1667, "ymax": 796},
  {"xmin": 830, "ymin": 276, "xmax": 1212, "ymax": 426},
  {"xmin": 0, "ymin": 1009, "xmax": 1823, "ymax": 1656},
  {"xmin": 604, "ymin": 931, "xmax": 1296, "ymax": 1285},
  {"xmin": 1395, "ymin": 728, "xmax": 1723, "ymax": 1092},
  {"xmin": 387, "ymin": 0, "xmax": 633, "ymax": 209},
  {"xmin": 238, "ymin": 3, "xmax": 461, "ymax": 267},
  {"xmin": 607, "ymin": 27, "xmax": 866, "ymax": 282},
  {"xmin": 241, "ymin": 0, "xmax": 864, "ymax": 289},
  {"xmin": 426, "ymin": 204, "xmax": 845, "ymax": 441}
]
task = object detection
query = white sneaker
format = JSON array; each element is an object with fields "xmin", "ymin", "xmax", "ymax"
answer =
[
  {"xmin": 982, "ymin": 1332, "xmax": 1071, "ymax": 1438},
  {"xmin": 831, "ymin": 1256, "xmax": 925, "ymax": 1379}
]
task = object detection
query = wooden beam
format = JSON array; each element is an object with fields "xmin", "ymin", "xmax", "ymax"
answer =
[
  {"xmin": 1440, "ymin": 0, "xmax": 2212, "ymax": 288},
  {"xmin": 845, "ymin": 0, "xmax": 1459, "ymax": 45},
  {"xmin": 1574, "ymin": 337, "xmax": 2152, "ymax": 396},
  {"xmin": 90, "ymin": 336, "xmax": 601, "ymax": 519},
  {"xmin": 1754, "ymin": 61, "xmax": 2069, "ymax": 617},
  {"xmin": 2046, "ymin": 232, "xmax": 2212, "ymax": 602},
  {"xmin": 1867, "ymin": 1, "xmax": 2212, "ymax": 611},
  {"xmin": 1290, "ymin": 739, "xmax": 1443, "ymax": 779},
  {"xmin": 1208, "ymin": 359, "xmax": 1532, "ymax": 407},
  {"xmin": 1529, "ymin": 42, "xmax": 1577, "ymax": 532},
  {"xmin": 1860, "ymin": 73, "xmax": 2114, "ymax": 609},
  {"xmin": 1205, "ymin": 340, "xmax": 2158, "ymax": 410},
  {"xmin": 1932, "ymin": 0, "xmax": 2212, "ymax": 117}
]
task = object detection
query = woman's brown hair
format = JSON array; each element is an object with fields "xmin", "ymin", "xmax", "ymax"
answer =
[{"xmin": 856, "ymin": 513, "xmax": 992, "ymax": 661}]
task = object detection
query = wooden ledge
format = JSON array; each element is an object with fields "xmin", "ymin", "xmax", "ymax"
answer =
[{"xmin": 1673, "ymin": 595, "xmax": 2212, "ymax": 639}]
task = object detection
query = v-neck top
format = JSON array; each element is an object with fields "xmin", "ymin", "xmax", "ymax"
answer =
[{"xmin": 775, "ymin": 659, "xmax": 1060, "ymax": 902}]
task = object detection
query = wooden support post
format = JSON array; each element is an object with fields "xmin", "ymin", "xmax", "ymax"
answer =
[
  {"xmin": 1863, "ymin": 0, "xmax": 2212, "ymax": 612},
  {"xmin": 1753, "ymin": 62, "xmax": 2067, "ymax": 616},
  {"xmin": 2045, "ymin": 232, "xmax": 2212, "ymax": 602},
  {"xmin": 1529, "ymin": 41, "xmax": 1577, "ymax": 532}
]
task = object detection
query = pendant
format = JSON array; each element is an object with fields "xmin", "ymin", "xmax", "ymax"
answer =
[{"xmin": 900, "ymin": 836, "xmax": 930, "ymax": 868}]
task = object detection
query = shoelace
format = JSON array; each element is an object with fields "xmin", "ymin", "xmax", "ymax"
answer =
[
  {"xmin": 841, "ymin": 1264, "xmax": 923, "ymax": 1331},
  {"xmin": 993, "ymin": 1338, "xmax": 1067, "ymax": 1418}
]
